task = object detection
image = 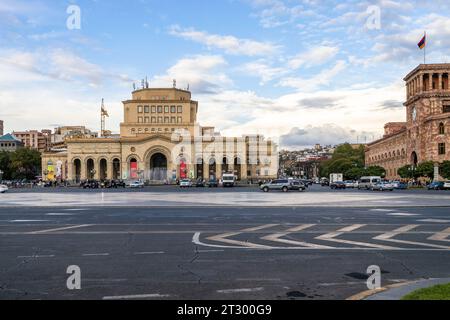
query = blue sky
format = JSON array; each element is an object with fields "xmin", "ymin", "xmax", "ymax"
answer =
[{"xmin": 1, "ymin": 0, "xmax": 450, "ymax": 148}]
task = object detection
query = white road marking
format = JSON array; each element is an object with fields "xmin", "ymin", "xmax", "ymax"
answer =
[
  {"xmin": 133, "ymin": 251, "xmax": 165, "ymax": 255},
  {"xmin": 315, "ymin": 224, "xmax": 398, "ymax": 249},
  {"xmin": 206, "ymin": 224, "xmax": 278, "ymax": 249},
  {"xmin": 82, "ymin": 253, "xmax": 110, "ymax": 257},
  {"xmin": 197, "ymin": 250, "xmax": 224, "ymax": 253},
  {"xmin": 102, "ymin": 293, "xmax": 171, "ymax": 300},
  {"xmin": 64, "ymin": 209, "xmax": 88, "ymax": 211},
  {"xmin": 45, "ymin": 213, "xmax": 77, "ymax": 216},
  {"xmin": 261, "ymin": 224, "xmax": 333, "ymax": 249},
  {"xmin": 217, "ymin": 287, "xmax": 264, "ymax": 294},
  {"xmin": 418, "ymin": 219, "xmax": 450, "ymax": 223},
  {"xmin": 17, "ymin": 255, "xmax": 55, "ymax": 258},
  {"xmin": 374, "ymin": 225, "xmax": 450, "ymax": 249},
  {"xmin": 9, "ymin": 220, "xmax": 49, "ymax": 223},
  {"xmin": 28, "ymin": 224, "xmax": 93, "ymax": 234},
  {"xmin": 370, "ymin": 209, "xmax": 395, "ymax": 212},
  {"xmin": 428, "ymin": 227, "xmax": 450, "ymax": 242},
  {"xmin": 387, "ymin": 213, "xmax": 420, "ymax": 216}
]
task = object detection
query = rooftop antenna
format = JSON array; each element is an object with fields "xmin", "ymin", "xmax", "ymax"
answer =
[
  {"xmin": 145, "ymin": 76, "xmax": 149, "ymax": 88},
  {"xmin": 173, "ymin": 79, "xmax": 176, "ymax": 89},
  {"xmin": 187, "ymin": 83, "xmax": 190, "ymax": 91},
  {"xmin": 133, "ymin": 82, "xmax": 136, "ymax": 91},
  {"xmin": 141, "ymin": 79, "xmax": 145, "ymax": 89}
]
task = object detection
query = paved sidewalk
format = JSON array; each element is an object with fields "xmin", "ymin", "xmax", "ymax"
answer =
[{"xmin": 366, "ymin": 278, "xmax": 450, "ymax": 300}]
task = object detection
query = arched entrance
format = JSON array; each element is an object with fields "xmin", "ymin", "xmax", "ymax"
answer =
[
  {"xmin": 222, "ymin": 157, "xmax": 229, "ymax": 174},
  {"xmin": 99, "ymin": 159, "xmax": 107, "ymax": 180},
  {"xmin": 209, "ymin": 158, "xmax": 216, "ymax": 179},
  {"xmin": 411, "ymin": 151, "xmax": 418, "ymax": 167},
  {"xmin": 196, "ymin": 158, "xmax": 203, "ymax": 179},
  {"xmin": 86, "ymin": 159, "xmax": 95, "ymax": 180},
  {"xmin": 150, "ymin": 153, "xmax": 168, "ymax": 181},
  {"xmin": 129, "ymin": 158, "xmax": 138, "ymax": 179},
  {"xmin": 73, "ymin": 159, "xmax": 81, "ymax": 183},
  {"xmin": 234, "ymin": 157, "xmax": 241, "ymax": 180},
  {"xmin": 112, "ymin": 158, "xmax": 121, "ymax": 180}
]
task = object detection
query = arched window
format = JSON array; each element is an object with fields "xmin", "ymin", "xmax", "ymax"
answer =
[{"xmin": 439, "ymin": 122, "xmax": 445, "ymax": 135}]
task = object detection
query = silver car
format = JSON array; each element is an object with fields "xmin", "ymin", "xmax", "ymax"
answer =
[{"xmin": 260, "ymin": 179, "xmax": 291, "ymax": 192}]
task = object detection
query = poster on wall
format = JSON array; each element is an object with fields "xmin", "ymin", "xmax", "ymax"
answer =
[
  {"xmin": 56, "ymin": 161, "xmax": 63, "ymax": 179},
  {"xmin": 130, "ymin": 162, "xmax": 138, "ymax": 179},
  {"xmin": 47, "ymin": 161, "xmax": 55, "ymax": 181},
  {"xmin": 180, "ymin": 161, "xmax": 187, "ymax": 179}
]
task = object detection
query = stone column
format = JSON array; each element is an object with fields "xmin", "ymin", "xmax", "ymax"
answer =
[
  {"xmin": 216, "ymin": 163, "xmax": 222, "ymax": 179},
  {"xmin": 241, "ymin": 162, "xmax": 248, "ymax": 181},
  {"xmin": 67, "ymin": 161, "xmax": 73, "ymax": 182},
  {"xmin": 203, "ymin": 160, "xmax": 209, "ymax": 180},
  {"xmin": 80, "ymin": 159, "xmax": 86, "ymax": 180},
  {"xmin": 107, "ymin": 160, "xmax": 113, "ymax": 180},
  {"xmin": 429, "ymin": 73, "xmax": 433, "ymax": 90},
  {"xmin": 419, "ymin": 74, "xmax": 423, "ymax": 93},
  {"xmin": 94, "ymin": 160, "xmax": 100, "ymax": 180},
  {"xmin": 438, "ymin": 73, "xmax": 443, "ymax": 90},
  {"xmin": 434, "ymin": 162, "xmax": 440, "ymax": 181}
]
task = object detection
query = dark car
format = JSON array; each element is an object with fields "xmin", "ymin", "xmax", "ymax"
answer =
[
  {"xmin": 195, "ymin": 178, "xmax": 205, "ymax": 187},
  {"xmin": 289, "ymin": 180, "xmax": 306, "ymax": 191},
  {"xmin": 330, "ymin": 181, "xmax": 346, "ymax": 189},
  {"xmin": 207, "ymin": 178, "xmax": 219, "ymax": 188},
  {"xmin": 427, "ymin": 181, "xmax": 445, "ymax": 190}
]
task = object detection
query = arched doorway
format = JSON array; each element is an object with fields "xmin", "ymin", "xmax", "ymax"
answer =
[
  {"xmin": 196, "ymin": 158, "xmax": 203, "ymax": 179},
  {"xmin": 150, "ymin": 153, "xmax": 167, "ymax": 181},
  {"xmin": 99, "ymin": 159, "xmax": 107, "ymax": 180},
  {"xmin": 411, "ymin": 151, "xmax": 418, "ymax": 167},
  {"xmin": 73, "ymin": 159, "xmax": 81, "ymax": 183},
  {"xmin": 86, "ymin": 159, "xmax": 95, "ymax": 180},
  {"xmin": 112, "ymin": 158, "xmax": 121, "ymax": 180},
  {"xmin": 129, "ymin": 158, "xmax": 138, "ymax": 179},
  {"xmin": 234, "ymin": 157, "xmax": 241, "ymax": 180},
  {"xmin": 222, "ymin": 157, "xmax": 229, "ymax": 174},
  {"xmin": 209, "ymin": 158, "xmax": 216, "ymax": 179}
]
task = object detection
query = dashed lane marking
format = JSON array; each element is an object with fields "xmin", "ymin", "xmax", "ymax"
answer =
[
  {"xmin": 428, "ymin": 227, "xmax": 450, "ymax": 243},
  {"xmin": 374, "ymin": 225, "xmax": 450, "ymax": 249},
  {"xmin": 206, "ymin": 224, "xmax": 278, "ymax": 249},
  {"xmin": 82, "ymin": 253, "xmax": 110, "ymax": 257},
  {"xmin": 315, "ymin": 224, "xmax": 399, "ymax": 250},
  {"xmin": 17, "ymin": 255, "xmax": 55, "ymax": 259},
  {"xmin": 419, "ymin": 219, "xmax": 450, "ymax": 223},
  {"xmin": 217, "ymin": 287, "xmax": 264, "ymax": 294},
  {"xmin": 102, "ymin": 294, "xmax": 171, "ymax": 300}
]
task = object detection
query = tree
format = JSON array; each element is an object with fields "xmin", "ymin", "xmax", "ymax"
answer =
[
  {"xmin": 415, "ymin": 161, "xmax": 435, "ymax": 179},
  {"xmin": 398, "ymin": 165, "xmax": 412, "ymax": 179},
  {"xmin": 9, "ymin": 148, "xmax": 42, "ymax": 180},
  {"xmin": 440, "ymin": 161, "xmax": 450, "ymax": 179},
  {"xmin": 0, "ymin": 151, "xmax": 11, "ymax": 180},
  {"xmin": 319, "ymin": 143, "xmax": 366, "ymax": 178},
  {"xmin": 345, "ymin": 167, "xmax": 366, "ymax": 180},
  {"xmin": 365, "ymin": 166, "xmax": 386, "ymax": 178}
]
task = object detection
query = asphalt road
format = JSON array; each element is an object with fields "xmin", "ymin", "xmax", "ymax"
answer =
[{"xmin": 0, "ymin": 186, "xmax": 449, "ymax": 300}]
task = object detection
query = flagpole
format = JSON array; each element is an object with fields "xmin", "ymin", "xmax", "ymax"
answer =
[{"xmin": 424, "ymin": 31, "xmax": 426, "ymax": 64}]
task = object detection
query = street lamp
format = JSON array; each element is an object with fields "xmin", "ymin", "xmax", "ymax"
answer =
[{"xmin": 0, "ymin": 169, "xmax": 3, "ymax": 182}]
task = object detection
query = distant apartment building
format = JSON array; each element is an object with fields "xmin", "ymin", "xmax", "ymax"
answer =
[
  {"xmin": 51, "ymin": 126, "xmax": 98, "ymax": 149},
  {"xmin": 0, "ymin": 120, "xmax": 3, "ymax": 136},
  {"xmin": 13, "ymin": 130, "xmax": 52, "ymax": 153},
  {"xmin": 0, "ymin": 133, "xmax": 24, "ymax": 152}
]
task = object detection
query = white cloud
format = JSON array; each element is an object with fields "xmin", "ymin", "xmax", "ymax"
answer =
[
  {"xmin": 168, "ymin": 25, "xmax": 280, "ymax": 56},
  {"xmin": 288, "ymin": 45, "xmax": 339, "ymax": 69},
  {"xmin": 240, "ymin": 60, "xmax": 288, "ymax": 85}
]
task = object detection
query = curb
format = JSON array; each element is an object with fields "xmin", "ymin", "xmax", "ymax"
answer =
[{"xmin": 346, "ymin": 281, "xmax": 419, "ymax": 300}]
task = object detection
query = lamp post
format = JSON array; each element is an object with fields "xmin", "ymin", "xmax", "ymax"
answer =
[{"xmin": 0, "ymin": 169, "xmax": 3, "ymax": 182}]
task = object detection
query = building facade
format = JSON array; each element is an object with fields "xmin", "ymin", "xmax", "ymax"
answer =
[
  {"xmin": 366, "ymin": 64, "xmax": 450, "ymax": 179},
  {"xmin": 42, "ymin": 87, "xmax": 278, "ymax": 183},
  {"xmin": 0, "ymin": 120, "xmax": 3, "ymax": 136},
  {"xmin": 13, "ymin": 130, "xmax": 52, "ymax": 153},
  {"xmin": 0, "ymin": 133, "xmax": 24, "ymax": 152}
]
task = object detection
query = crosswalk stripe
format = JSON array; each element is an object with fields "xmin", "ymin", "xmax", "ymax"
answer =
[
  {"xmin": 428, "ymin": 227, "xmax": 450, "ymax": 242},
  {"xmin": 315, "ymin": 224, "xmax": 398, "ymax": 249},
  {"xmin": 374, "ymin": 225, "xmax": 450, "ymax": 249},
  {"xmin": 261, "ymin": 224, "xmax": 333, "ymax": 249}
]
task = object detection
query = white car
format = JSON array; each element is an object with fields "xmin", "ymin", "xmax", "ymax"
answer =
[
  {"xmin": 129, "ymin": 181, "xmax": 144, "ymax": 188},
  {"xmin": 344, "ymin": 180, "xmax": 356, "ymax": 188},
  {"xmin": 0, "ymin": 185, "xmax": 8, "ymax": 193},
  {"xmin": 444, "ymin": 181, "xmax": 450, "ymax": 190},
  {"xmin": 179, "ymin": 179, "xmax": 192, "ymax": 188}
]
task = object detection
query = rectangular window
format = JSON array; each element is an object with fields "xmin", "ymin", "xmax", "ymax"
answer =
[
  {"xmin": 151, "ymin": 117, "xmax": 156, "ymax": 123},
  {"xmin": 137, "ymin": 105, "xmax": 143, "ymax": 113},
  {"xmin": 144, "ymin": 105, "xmax": 149, "ymax": 113},
  {"xmin": 138, "ymin": 117, "xmax": 143, "ymax": 123},
  {"xmin": 177, "ymin": 106, "xmax": 182, "ymax": 113},
  {"xmin": 144, "ymin": 117, "xmax": 149, "ymax": 123},
  {"xmin": 158, "ymin": 116, "xmax": 163, "ymax": 123},
  {"xmin": 443, "ymin": 105, "xmax": 450, "ymax": 113},
  {"xmin": 164, "ymin": 117, "xmax": 169, "ymax": 123},
  {"xmin": 177, "ymin": 116, "xmax": 182, "ymax": 124},
  {"xmin": 164, "ymin": 106, "xmax": 169, "ymax": 113},
  {"xmin": 171, "ymin": 117, "xmax": 176, "ymax": 123},
  {"xmin": 171, "ymin": 106, "xmax": 176, "ymax": 113},
  {"xmin": 438, "ymin": 143, "xmax": 446, "ymax": 155},
  {"xmin": 151, "ymin": 106, "xmax": 156, "ymax": 113},
  {"xmin": 157, "ymin": 106, "xmax": 163, "ymax": 113}
]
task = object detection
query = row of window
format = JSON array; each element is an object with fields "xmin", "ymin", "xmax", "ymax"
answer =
[
  {"xmin": 137, "ymin": 116, "xmax": 182, "ymax": 124},
  {"xmin": 131, "ymin": 127, "xmax": 189, "ymax": 133},
  {"xmin": 137, "ymin": 105, "xmax": 183, "ymax": 114},
  {"xmin": 0, "ymin": 143, "xmax": 17, "ymax": 147},
  {"xmin": 370, "ymin": 143, "xmax": 447, "ymax": 163}
]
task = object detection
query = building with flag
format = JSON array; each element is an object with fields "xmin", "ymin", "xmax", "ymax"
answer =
[
  {"xmin": 365, "ymin": 64, "xmax": 450, "ymax": 180},
  {"xmin": 41, "ymin": 86, "xmax": 278, "ymax": 183}
]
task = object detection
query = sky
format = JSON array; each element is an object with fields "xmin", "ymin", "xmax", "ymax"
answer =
[{"xmin": 1, "ymin": 0, "xmax": 450, "ymax": 149}]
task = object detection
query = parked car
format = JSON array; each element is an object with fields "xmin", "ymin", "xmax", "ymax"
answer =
[
  {"xmin": 179, "ymin": 179, "xmax": 192, "ymax": 188},
  {"xmin": 289, "ymin": 180, "xmax": 306, "ymax": 192},
  {"xmin": 0, "ymin": 184, "xmax": 8, "ymax": 193},
  {"xmin": 260, "ymin": 179, "xmax": 292, "ymax": 192},
  {"xmin": 195, "ymin": 178, "xmax": 205, "ymax": 187},
  {"xmin": 371, "ymin": 181, "xmax": 394, "ymax": 191},
  {"xmin": 129, "ymin": 181, "xmax": 145, "ymax": 188},
  {"xmin": 392, "ymin": 181, "xmax": 408, "ymax": 190},
  {"xmin": 444, "ymin": 181, "xmax": 450, "ymax": 190},
  {"xmin": 358, "ymin": 176, "xmax": 382, "ymax": 190},
  {"xmin": 428, "ymin": 181, "xmax": 445, "ymax": 190},
  {"xmin": 344, "ymin": 180, "xmax": 356, "ymax": 188},
  {"xmin": 207, "ymin": 178, "xmax": 219, "ymax": 188},
  {"xmin": 330, "ymin": 181, "xmax": 346, "ymax": 189},
  {"xmin": 81, "ymin": 180, "xmax": 100, "ymax": 189}
]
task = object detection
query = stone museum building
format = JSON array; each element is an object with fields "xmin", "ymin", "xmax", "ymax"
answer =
[
  {"xmin": 365, "ymin": 64, "xmax": 450, "ymax": 179},
  {"xmin": 42, "ymin": 86, "xmax": 278, "ymax": 183}
]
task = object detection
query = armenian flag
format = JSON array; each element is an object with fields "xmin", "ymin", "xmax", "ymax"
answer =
[{"xmin": 418, "ymin": 34, "xmax": 426, "ymax": 49}]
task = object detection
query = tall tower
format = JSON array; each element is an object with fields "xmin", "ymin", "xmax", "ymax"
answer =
[{"xmin": 403, "ymin": 64, "xmax": 450, "ymax": 168}]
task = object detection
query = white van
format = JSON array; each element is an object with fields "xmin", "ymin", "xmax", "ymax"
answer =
[{"xmin": 358, "ymin": 176, "xmax": 381, "ymax": 190}]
